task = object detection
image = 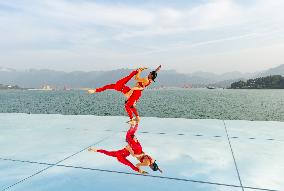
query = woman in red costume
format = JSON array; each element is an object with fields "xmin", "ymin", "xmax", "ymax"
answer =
[
  {"xmin": 88, "ymin": 65, "xmax": 161, "ymax": 123},
  {"xmin": 125, "ymin": 122, "xmax": 162, "ymax": 173},
  {"xmin": 88, "ymin": 122, "xmax": 162, "ymax": 174}
]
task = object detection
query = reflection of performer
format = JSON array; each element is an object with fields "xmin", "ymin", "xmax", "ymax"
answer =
[
  {"xmin": 88, "ymin": 122, "xmax": 162, "ymax": 174},
  {"xmin": 125, "ymin": 122, "xmax": 162, "ymax": 173},
  {"xmin": 87, "ymin": 65, "xmax": 161, "ymax": 123},
  {"xmin": 88, "ymin": 147, "xmax": 147, "ymax": 174}
]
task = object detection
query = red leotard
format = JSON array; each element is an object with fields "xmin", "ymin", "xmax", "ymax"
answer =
[
  {"xmin": 94, "ymin": 70, "xmax": 151, "ymax": 120},
  {"xmin": 125, "ymin": 80, "xmax": 151, "ymax": 119}
]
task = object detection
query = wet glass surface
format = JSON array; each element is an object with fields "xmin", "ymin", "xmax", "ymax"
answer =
[
  {"xmin": 0, "ymin": 114, "xmax": 113, "ymax": 163},
  {"xmin": 226, "ymin": 120, "xmax": 284, "ymax": 190},
  {"xmin": 0, "ymin": 160, "xmax": 49, "ymax": 190},
  {"xmin": 7, "ymin": 166, "xmax": 243, "ymax": 191},
  {"xmin": 63, "ymin": 131, "xmax": 240, "ymax": 185},
  {"xmin": 1, "ymin": 114, "xmax": 283, "ymax": 191}
]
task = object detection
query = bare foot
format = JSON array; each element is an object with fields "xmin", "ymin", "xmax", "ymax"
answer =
[
  {"xmin": 127, "ymin": 118, "xmax": 136, "ymax": 125},
  {"xmin": 88, "ymin": 147, "xmax": 97, "ymax": 152},
  {"xmin": 87, "ymin": 89, "xmax": 96, "ymax": 94}
]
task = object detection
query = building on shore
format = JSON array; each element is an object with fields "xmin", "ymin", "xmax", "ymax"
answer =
[{"xmin": 28, "ymin": 84, "xmax": 54, "ymax": 91}]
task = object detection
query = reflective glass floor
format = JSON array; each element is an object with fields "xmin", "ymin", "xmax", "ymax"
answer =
[{"xmin": 0, "ymin": 113, "xmax": 283, "ymax": 191}]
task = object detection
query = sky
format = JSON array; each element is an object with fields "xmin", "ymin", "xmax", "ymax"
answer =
[{"xmin": 0, "ymin": 0, "xmax": 284, "ymax": 74}]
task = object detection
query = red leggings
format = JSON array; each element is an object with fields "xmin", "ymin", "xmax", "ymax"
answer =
[
  {"xmin": 95, "ymin": 70, "xmax": 141, "ymax": 119},
  {"xmin": 97, "ymin": 148, "xmax": 140, "ymax": 172},
  {"xmin": 125, "ymin": 90, "xmax": 141, "ymax": 119},
  {"xmin": 96, "ymin": 70, "xmax": 138, "ymax": 94}
]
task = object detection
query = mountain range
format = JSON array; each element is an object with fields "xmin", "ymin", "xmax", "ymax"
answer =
[{"xmin": 0, "ymin": 64, "xmax": 284, "ymax": 88}]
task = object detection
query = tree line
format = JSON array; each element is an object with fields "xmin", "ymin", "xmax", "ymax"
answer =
[{"xmin": 230, "ymin": 75, "xmax": 284, "ymax": 89}]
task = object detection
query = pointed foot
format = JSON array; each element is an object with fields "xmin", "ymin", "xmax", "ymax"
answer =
[
  {"xmin": 87, "ymin": 89, "xmax": 97, "ymax": 94},
  {"xmin": 88, "ymin": 147, "xmax": 98, "ymax": 152}
]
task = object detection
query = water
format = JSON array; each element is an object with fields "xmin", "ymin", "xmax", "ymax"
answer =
[{"xmin": 0, "ymin": 89, "xmax": 283, "ymax": 121}]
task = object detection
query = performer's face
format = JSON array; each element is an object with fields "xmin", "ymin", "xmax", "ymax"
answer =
[{"xmin": 148, "ymin": 73, "xmax": 153, "ymax": 79}]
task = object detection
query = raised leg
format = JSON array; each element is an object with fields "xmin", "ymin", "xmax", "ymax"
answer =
[
  {"xmin": 115, "ymin": 70, "xmax": 138, "ymax": 90},
  {"xmin": 97, "ymin": 149, "xmax": 118, "ymax": 157},
  {"xmin": 92, "ymin": 70, "xmax": 137, "ymax": 94},
  {"xmin": 95, "ymin": 84, "xmax": 116, "ymax": 93}
]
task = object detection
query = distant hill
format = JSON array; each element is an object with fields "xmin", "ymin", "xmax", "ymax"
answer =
[
  {"xmin": 194, "ymin": 64, "xmax": 284, "ymax": 88},
  {"xmin": 208, "ymin": 78, "xmax": 247, "ymax": 88},
  {"xmin": 0, "ymin": 68, "xmax": 211, "ymax": 88},
  {"xmin": 256, "ymin": 64, "xmax": 284, "ymax": 77},
  {"xmin": 0, "ymin": 64, "xmax": 283, "ymax": 88},
  {"xmin": 191, "ymin": 71, "xmax": 253, "ymax": 82}
]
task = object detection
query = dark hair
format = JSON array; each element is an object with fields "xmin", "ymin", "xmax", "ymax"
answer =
[
  {"xmin": 151, "ymin": 161, "xmax": 159, "ymax": 171},
  {"xmin": 150, "ymin": 71, "xmax": 157, "ymax": 81}
]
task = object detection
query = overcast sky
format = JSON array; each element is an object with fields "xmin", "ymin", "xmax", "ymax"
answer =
[{"xmin": 0, "ymin": 0, "xmax": 284, "ymax": 74}]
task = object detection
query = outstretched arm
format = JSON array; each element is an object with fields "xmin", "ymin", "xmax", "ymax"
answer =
[
  {"xmin": 155, "ymin": 65, "xmax": 162, "ymax": 73},
  {"xmin": 136, "ymin": 160, "xmax": 150, "ymax": 168},
  {"xmin": 135, "ymin": 68, "xmax": 148, "ymax": 83},
  {"xmin": 136, "ymin": 160, "xmax": 150, "ymax": 174}
]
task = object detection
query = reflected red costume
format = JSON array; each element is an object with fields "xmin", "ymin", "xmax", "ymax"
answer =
[
  {"xmin": 125, "ymin": 124, "xmax": 153, "ymax": 165},
  {"xmin": 126, "ymin": 124, "xmax": 143, "ymax": 155},
  {"xmin": 97, "ymin": 148, "xmax": 140, "ymax": 172}
]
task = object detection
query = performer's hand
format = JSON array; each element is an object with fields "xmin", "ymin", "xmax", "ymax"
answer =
[
  {"xmin": 155, "ymin": 65, "xmax": 161, "ymax": 72},
  {"xmin": 138, "ymin": 67, "xmax": 147, "ymax": 71},
  {"xmin": 139, "ymin": 169, "xmax": 148, "ymax": 174}
]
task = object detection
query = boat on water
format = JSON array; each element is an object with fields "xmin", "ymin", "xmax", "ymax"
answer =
[{"xmin": 206, "ymin": 86, "xmax": 216, "ymax": 89}]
